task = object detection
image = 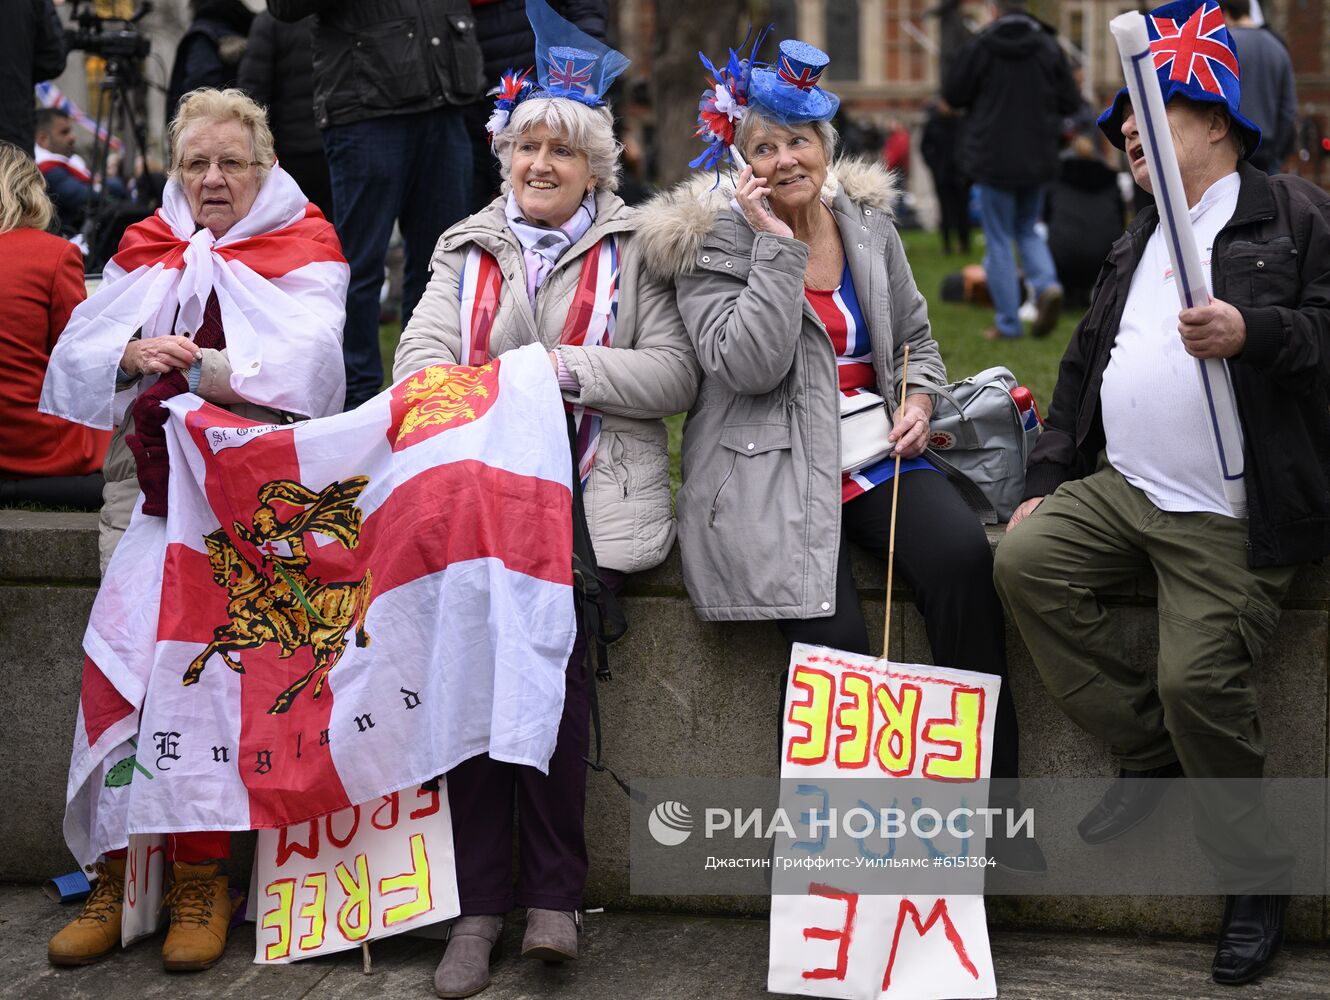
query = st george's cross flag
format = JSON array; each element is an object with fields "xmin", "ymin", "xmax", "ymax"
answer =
[{"xmin": 64, "ymin": 345, "xmax": 576, "ymax": 867}]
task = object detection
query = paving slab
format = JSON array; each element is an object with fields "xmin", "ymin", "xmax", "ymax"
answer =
[{"xmin": 4, "ymin": 885, "xmax": 1327, "ymax": 1000}]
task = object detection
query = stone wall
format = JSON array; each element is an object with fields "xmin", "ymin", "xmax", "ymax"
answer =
[{"xmin": 2, "ymin": 510, "xmax": 1326, "ymax": 942}]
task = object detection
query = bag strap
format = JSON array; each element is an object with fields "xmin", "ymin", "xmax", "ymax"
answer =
[
  {"xmin": 924, "ymin": 447, "xmax": 999, "ymax": 525},
  {"xmin": 565, "ymin": 413, "xmax": 643, "ymax": 802}
]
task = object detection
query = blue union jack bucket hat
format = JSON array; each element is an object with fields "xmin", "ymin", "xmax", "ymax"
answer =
[
  {"xmin": 747, "ymin": 39, "xmax": 840, "ymax": 125},
  {"xmin": 1098, "ymin": 0, "xmax": 1261, "ymax": 158}
]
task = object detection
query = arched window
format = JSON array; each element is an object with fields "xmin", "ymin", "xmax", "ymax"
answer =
[{"xmin": 825, "ymin": 0, "xmax": 862, "ymax": 81}]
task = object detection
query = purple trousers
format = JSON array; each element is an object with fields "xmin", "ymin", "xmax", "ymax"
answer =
[{"xmin": 447, "ymin": 570, "xmax": 625, "ymax": 914}]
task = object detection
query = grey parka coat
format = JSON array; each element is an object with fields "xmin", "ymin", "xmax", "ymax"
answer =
[
  {"xmin": 394, "ymin": 189, "xmax": 698, "ymax": 574},
  {"xmin": 637, "ymin": 160, "xmax": 946, "ymax": 621}
]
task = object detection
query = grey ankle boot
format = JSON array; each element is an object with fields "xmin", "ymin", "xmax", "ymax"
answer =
[
  {"xmin": 435, "ymin": 915, "xmax": 503, "ymax": 998},
  {"xmin": 520, "ymin": 908, "xmax": 579, "ymax": 961}
]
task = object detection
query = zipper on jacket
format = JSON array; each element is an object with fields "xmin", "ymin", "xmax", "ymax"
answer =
[{"xmin": 709, "ymin": 453, "xmax": 739, "ymax": 526}]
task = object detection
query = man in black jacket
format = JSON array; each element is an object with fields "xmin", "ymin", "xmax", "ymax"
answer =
[
  {"xmin": 2, "ymin": 0, "xmax": 66, "ymax": 153},
  {"xmin": 994, "ymin": 0, "xmax": 1330, "ymax": 985},
  {"xmin": 268, "ymin": 0, "xmax": 486, "ymax": 409},
  {"xmin": 237, "ymin": 11, "xmax": 332, "ymax": 213},
  {"xmin": 943, "ymin": 0, "xmax": 1079, "ymax": 339}
]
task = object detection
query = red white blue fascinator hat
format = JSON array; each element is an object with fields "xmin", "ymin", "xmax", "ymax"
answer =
[
  {"xmin": 486, "ymin": 0, "xmax": 629, "ymax": 140},
  {"xmin": 1098, "ymin": 0, "xmax": 1260, "ymax": 158}
]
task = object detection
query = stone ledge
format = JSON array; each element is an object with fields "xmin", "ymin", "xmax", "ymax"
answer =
[
  {"xmin": 628, "ymin": 524, "xmax": 1330, "ymax": 606},
  {"xmin": 0, "ymin": 511, "xmax": 100, "ymax": 583},
  {"xmin": 2, "ymin": 511, "xmax": 1326, "ymax": 943}
]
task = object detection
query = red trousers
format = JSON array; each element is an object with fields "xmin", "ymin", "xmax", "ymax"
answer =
[{"xmin": 106, "ymin": 832, "xmax": 230, "ymax": 863}]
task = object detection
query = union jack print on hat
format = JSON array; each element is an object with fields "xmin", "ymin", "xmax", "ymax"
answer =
[
  {"xmin": 746, "ymin": 39, "xmax": 840, "ymax": 126},
  {"xmin": 1098, "ymin": 0, "xmax": 1261, "ymax": 158}
]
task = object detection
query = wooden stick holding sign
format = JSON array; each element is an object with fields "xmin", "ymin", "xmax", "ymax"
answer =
[{"xmin": 883, "ymin": 345, "xmax": 909, "ymax": 658}]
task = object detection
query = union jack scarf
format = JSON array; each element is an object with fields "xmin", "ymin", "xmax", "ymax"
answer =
[{"xmin": 458, "ymin": 236, "xmax": 619, "ymax": 488}]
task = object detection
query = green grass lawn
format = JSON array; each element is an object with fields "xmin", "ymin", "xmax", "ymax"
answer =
[
  {"xmin": 900, "ymin": 228, "xmax": 1077, "ymax": 413},
  {"xmin": 380, "ymin": 229, "xmax": 1085, "ymax": 488}
]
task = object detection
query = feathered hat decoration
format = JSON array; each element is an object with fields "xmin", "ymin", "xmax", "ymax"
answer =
[
  {"xmin": 486, "ymin": 68, "xmax": 537, "ymax": 142},
  {"xmin": 691, "ymin": 26, "xmax": 772, "ymax": 177}
]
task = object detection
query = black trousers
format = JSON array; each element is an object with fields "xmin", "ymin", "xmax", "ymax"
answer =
[
  {"xmin": 933, "ymin": 177, "xmax": 972, "ymax": 255},
  {"xmin": 776, "ymin": 470, "xmax": 1019, "ymax": 789}
]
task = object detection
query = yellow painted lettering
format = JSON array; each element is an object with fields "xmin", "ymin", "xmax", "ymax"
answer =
[
  {"xmin": 334, "ymin": 854, "xmax": 371, "ymax": 941},
  {"xmin": 379, "ymin": 833, "xmax": 433, "ymax": 927}
]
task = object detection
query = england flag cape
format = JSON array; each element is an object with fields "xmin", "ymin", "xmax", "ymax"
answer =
[
  {"xmin": 63, "ymin": 345, "xmax": 576, "ymax": 867},
  {"xmin": 39, "ymin": 164, "xmax": 348, "ymax": 428}
]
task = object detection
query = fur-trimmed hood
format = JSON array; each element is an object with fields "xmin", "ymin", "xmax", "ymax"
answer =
[{"xmin": 635, "ymin": 157, "xmax": 898, "ymax": 282}]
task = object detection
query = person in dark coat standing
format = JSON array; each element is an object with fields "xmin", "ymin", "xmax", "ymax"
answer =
[
  {"xmin": 1, "ymin": 0, "xmax": 66, "ymax": 153},
  {"xmin": 1046, "ymin": 136, "xmax": 1125, "ymax": 309},
  {"xmin": 920, "ymin": 99, "xmax": 970, "ymax": 255},
  {"xmin": 463, "ymin": 0, "xmax": 607, "ymax": 212},
  {"xmin": 944, "ymin": 0, "xmax": 1079, "ymax": 340},
  {"xmin": 1220, "ymin": 0, "xmax": 1296, "ymax": 174},
  {"xmin": 268, "ymin": 0, "xmax": 486, "ymax": 409},
  {"xmin": 237, "ymin": 11, "xmax": 332, "ymax": 214},
  {"xmin": 166, "ymin": 1, "xmax": 255, "ymax": 123}
]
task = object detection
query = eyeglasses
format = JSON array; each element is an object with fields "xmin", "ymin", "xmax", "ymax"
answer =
[{"xmin": 180, "ymin": 157, "xmax": 261, "ymax": 178}]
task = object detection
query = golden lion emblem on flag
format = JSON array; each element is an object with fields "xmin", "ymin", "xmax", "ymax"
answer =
[
  {"xmin": 183, "ymin": 477, "xmax": 374, "ymax": 715},
  {"xmin": 390, "ymin": 361, "xmax": 502, "ymax": 451}
]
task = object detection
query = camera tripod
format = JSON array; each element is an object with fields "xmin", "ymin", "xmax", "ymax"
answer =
[{"xmin": 79, "ymin": 49, "xmax": 155, "ymax": 264}]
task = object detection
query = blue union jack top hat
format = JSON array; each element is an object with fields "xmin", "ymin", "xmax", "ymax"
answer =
[
  {"xmin": 526, "ymin": 0, "xmax": 627, "ymax": 105},
  {"xmin": 487, "ymin": 0, "xmax": 629, "ymax": 138},
  {"xmin": 1098, "ymin": 0, "xmax": 1261, "ymax": 158},
  {"xmin": 747, "ymin": 39, "xmax": 840, "ymax": 125}
]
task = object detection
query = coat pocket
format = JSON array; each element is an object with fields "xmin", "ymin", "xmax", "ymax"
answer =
[
  {"xmin": 441, "ymin": 12, "xmax": 485, "ymax": 101},
  {"xmin": 352, "ymin": 18, "xmax": 431, "ymax": 110},
  {"xmin": 1226, "ymin": 238, "xmax": 1299, "ymax": 308},
  {"xmin": 709, "ymin": 422, "xmax": 792, "ymax": 525}
]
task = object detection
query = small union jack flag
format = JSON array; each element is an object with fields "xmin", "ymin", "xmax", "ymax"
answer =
[
  {"xmin": 776, "ymin": 55, "xmax": 822, "ymax": 91},
  {"xmin": 546, "ymin": 54, "xmax": 594, "ymax": 93},
  {"xmin": 1150, "ymin": 2, "xmax": 1239, "ymax": 97}
]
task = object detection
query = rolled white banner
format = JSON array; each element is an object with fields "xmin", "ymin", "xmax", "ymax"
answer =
[{"xmin": 1109, "ymin": 12, "xmax": 1247, "ymax": 513}]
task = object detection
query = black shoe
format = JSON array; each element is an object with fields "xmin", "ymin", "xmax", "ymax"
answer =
[
  {"xmin": 989, "ymin": 824, "xmax": 1048, "ymax": 876},
  {"xmin": 1212, "ymin": 894, "xmax": 1288, "ymax": 985},
  {"xmin": 1031, "ymin": 285, "xmax": 1063, "ymax": 337},
  {"xmin": 1077, "ymin": 761, "xmax": 1184, "ymax": 845}
]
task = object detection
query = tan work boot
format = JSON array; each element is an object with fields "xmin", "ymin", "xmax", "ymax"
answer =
[
  {"xmin": 161, "ymin": 861, "xmax": 233, "ymax": 971},
  {"xmin": 47, "ymin": 858, "xmax": 126, "ymax": 966}
]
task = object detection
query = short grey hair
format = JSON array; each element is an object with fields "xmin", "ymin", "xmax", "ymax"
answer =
[
  {"xmin": 168, "ymin": 87, "xmax": 276, "ymax": 183},
  {"xmin": 493, "ymin": 98, "xmax": 621, "ymax": 193},
  {"xmin": 733, "ymin": 110, "xmax": 839, "ymax": 166}
]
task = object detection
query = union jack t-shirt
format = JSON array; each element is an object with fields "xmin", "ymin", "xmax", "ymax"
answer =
[{"xmin": 806, "ymin": 259, "xmax": 933, "ymax": 503}]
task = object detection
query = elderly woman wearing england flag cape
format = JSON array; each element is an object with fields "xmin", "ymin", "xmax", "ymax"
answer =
[
  {"xmin": 42, "ymin": 87, "xmax": 347, "ymax": 973},
  {"xmin": 41, "ymin": 87, "xmax": 348, "ymax": 573}
]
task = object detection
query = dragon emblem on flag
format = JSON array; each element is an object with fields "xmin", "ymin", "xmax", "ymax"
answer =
[{"xmin": 183, "ymin": 477, "xmax": 374, "ymax": 715}]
